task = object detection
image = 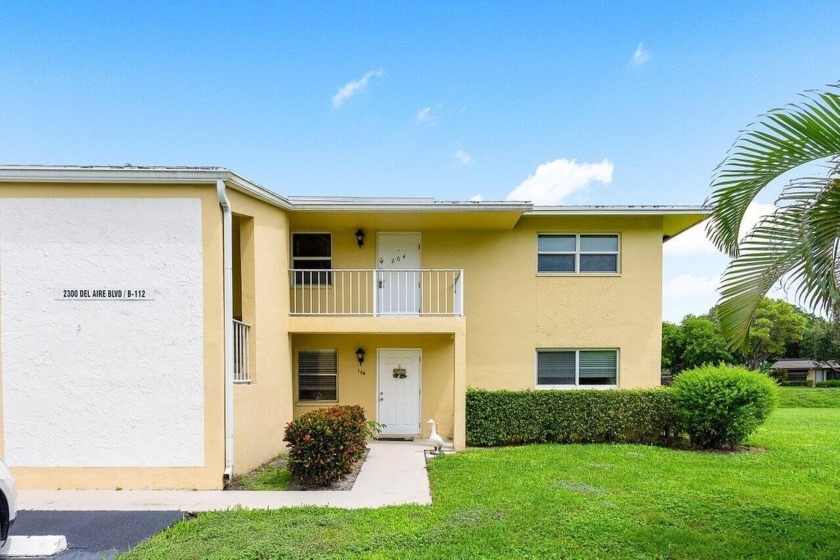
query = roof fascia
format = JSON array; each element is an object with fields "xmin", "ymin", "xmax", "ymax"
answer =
[
  {"xmin": 224, "ymin": 172, "xmax": 292, "ymax": 209},
  {"xmin": 288, "ymin": 201, "xmax": 533, "ymax": 213},
  {"xmin": 0, "ymin": 166, "xmax": 292, "ymax": 210},
  {"xmin": 527, "ymin": 205, "xmax": 711, "ymax": 216},
  {"xmin": 527, "ymin": 205, "xmax": 710, "ymax": 241}
]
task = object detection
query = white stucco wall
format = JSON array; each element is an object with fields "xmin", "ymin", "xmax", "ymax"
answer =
[{"xmin": 0, "ymin": 198, "xmax": 205, "ymax": 467}]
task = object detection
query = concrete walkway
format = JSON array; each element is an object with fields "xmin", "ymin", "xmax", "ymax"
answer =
[{"xmin": 18, "ymin": 440, "xmax": 434, "ymax": 512}]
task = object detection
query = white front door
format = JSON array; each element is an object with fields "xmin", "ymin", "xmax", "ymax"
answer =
[
  {"xmin": 377, "ymin": 349, "xmax": 421, "ymax": 436},
  {"xmin": 376, "ymin": 233, "xmax": 421, "ymax": 315}
]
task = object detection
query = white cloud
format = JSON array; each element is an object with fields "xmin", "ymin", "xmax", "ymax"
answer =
[
  {"xmin": 416, "ymin": 107, "xmax": 436, "ymax": 126},
  {"xmin": 664, "ymin": 201, "xmax": 776, "ymax": 256},
  {"xmin": 506, "ymin": 158, "xmax": 613, "ymax": 205},
  {"xmin": 332, "ymin": 69, "xmax": 384, "ymax": 109},
  {"xmin": 664, "ymin": 273, "xmax": 720, "ymax": 299},
  {"xmin": 737, "ymin": 201, "xmax": 777, "ymax": 241},
  {"xmin": 470, "ymin": 194, "xmax": 483, "ymax": 202},
  {"xmin": 631, "ymin": 43, "xmax": 651, "ymax": 67},
  {"xmin": 454, "ymin": 150, "xmax": 473, "ymax": 165},
  {"xmin": 662, "ymin": 222, "xmax": 719, "ymax": 256},
  {"xmin": 662, "ymin": 201, "xmax": 779, "ymax": 321}
]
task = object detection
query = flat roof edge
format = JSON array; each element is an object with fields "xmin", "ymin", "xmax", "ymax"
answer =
[
  {"xmin": 0, "ymin": 165, "xmax": 230, "ymax": 183},
  {"xmin": 0, "ymin": 168, "xmax": 708, "ymax": 216},
  {"xmin": 289, "ymin": 202, "xmax": 533, "ymax": 213},
  {"xmin": 0, "ymin": 166, "xmax": 293, "ymax": 209},
  {"xmin": 528, "ymin": 205, "xmax": 710, "ymax": 216}
]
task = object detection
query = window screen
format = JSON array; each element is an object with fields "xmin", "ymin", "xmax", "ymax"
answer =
[
  {"xmin": 579, "ymin": 235, "xmax": 619, "ymax": 273},
  {"xmin": 538, "ymin": 234, "xmax": 619, "ymax": 273},
  {"xmin": 537, "ymin": 235, "xmax": 576, "ymax": 273}
]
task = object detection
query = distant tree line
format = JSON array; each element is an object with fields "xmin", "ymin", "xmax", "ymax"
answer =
[{"xmin": 662, "ymin": 297, "xmax": 840, "ymax": 374}]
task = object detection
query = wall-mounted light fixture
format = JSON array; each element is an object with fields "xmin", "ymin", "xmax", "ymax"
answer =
[
  {"xmin": 355, "ymin": 229, "xmax": 365, "ymax": 248},
  {"xmin": 355, "ymin": 347, "xmax": 366, "ymax": 365}
]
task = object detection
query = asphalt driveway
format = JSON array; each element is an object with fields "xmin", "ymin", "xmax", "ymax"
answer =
[{"xmin": 9, "ymin": 510, "xmax": 183, "ymax": 559}]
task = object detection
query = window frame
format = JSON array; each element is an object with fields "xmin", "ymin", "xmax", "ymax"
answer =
[
  {"xmin": 535, "ymin": 348, "xmax": 619, "ymax": 389},
  {"xmin": 536, "ymin": 233, "xmax": 621, "ymax": 275},
  {"xmin": 296, "ymin": 348, "xmax": 339, "ymax": 403},
  {"xmin": 291, "ymin": 232, "xmax": 333, "ymax": 286}
]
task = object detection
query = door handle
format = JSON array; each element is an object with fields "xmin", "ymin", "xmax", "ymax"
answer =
[{"xmin": 378, "ymin": 280, "xmax": 383, "ymax": 288}]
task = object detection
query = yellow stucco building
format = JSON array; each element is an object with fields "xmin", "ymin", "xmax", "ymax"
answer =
[{"xmin": 0, "ymin": 166, "xmax": 706, "ymax": 489}]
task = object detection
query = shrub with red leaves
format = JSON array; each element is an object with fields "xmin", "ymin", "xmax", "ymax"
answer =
[{"xmin": 283, "ymin": 405, "xmax": 369, "ymax": 486}]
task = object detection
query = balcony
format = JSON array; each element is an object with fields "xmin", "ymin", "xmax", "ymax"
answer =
[
  {"xmin": 289, "ymin": 269, "xmax": 464, "ymax": 317},
  {"xmin": 233, "ymin": 319, "xmax": 252, "ymax": 383}
]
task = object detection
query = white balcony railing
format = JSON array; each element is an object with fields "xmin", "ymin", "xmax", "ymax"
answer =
[
  {"xmin": 290, "ymin": 269, "xmax": 464, "ymax": 316},
  {"xmin": 233, "ymin": 319, "xmax": 251, "ymax": 383}
]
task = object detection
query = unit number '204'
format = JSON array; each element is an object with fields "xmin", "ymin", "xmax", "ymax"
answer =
[{"xmin": 379, "ymin": 253, "xmax": 408, "ymax": 264}]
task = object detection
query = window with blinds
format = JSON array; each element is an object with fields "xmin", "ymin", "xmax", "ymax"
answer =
[
  {"xmin": 535, "ymin": 350, "xmax": 576, "ymax": 385},
  {"xmin": 297, "ymin": 349, "xmax": 338, "ymax": 401},
  {"xmin": 537, "ymin": 349, "xmax": 617, "ymax": 387},
  {"xmin": 578, "ymin": 350, "xmax": 617, "ymax": 385}
]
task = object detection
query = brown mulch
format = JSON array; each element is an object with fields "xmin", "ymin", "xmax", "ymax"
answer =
[
  {"xmin": 697, "ymin": 445, "xmax": 768, "ymax": 455},
  {"xmin": 667, "ymin": 439, "xmax": 768, "ymax": 454}
]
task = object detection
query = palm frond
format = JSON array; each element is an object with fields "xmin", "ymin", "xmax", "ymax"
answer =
[
  {"xmin": 706, "ymin": 86, "xmax": 840, "ymax": 256},
  {"xmin": 717, "ymin": 173, "xmax": 840, "ymax": 350}
]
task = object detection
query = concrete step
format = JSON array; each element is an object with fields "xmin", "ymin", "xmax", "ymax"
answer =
[{"xmin": 0, "ymin": 535, "xmax": 67, "ymax": 558}]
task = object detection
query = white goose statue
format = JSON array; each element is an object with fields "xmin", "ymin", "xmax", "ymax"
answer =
[{"xmin": 427, "ymin": 419, "xmax": 445, "ymax": 455}]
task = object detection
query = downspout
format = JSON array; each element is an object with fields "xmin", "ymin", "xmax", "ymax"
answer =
[{"xmin": 217, "ymin": 180, "xmax": 235, "ymax": 483}]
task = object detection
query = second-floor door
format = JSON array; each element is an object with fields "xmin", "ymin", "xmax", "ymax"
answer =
[{"xmin": 376, "ymin": 232, "xmax": 421, "ymax": 315}]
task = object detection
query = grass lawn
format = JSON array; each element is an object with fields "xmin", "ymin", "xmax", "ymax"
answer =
[
  {"xmin": 122, "ymin": 408, "xmax": 840, "ymax": 559},
  {"xmin": 229, "ymin": 454, "xmax": 291, "ymax": 491},
  {"xmin": 778, "ymin": 387, "xmax": 840, "ymax": 408}
]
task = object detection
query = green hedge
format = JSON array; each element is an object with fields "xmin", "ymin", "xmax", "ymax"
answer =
[
  {"xmin": 778, "ymin": 380, "xmax": 810, "ymax": 387},
  {"xmin": 816, "ymin": 380, "xmax": 840, "ymax": 388},
  {"xmin": 283, "ymin": 405, "xmax": 369, "ymax": 486},
  {"xmin": 466, "ymin": 388, "xmax": 680, "ymax": 447}
]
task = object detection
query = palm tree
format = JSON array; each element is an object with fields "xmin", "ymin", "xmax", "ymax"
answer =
[{"xmin": 706, "ymin": 84, "xmax": 840, "ymax": 350}]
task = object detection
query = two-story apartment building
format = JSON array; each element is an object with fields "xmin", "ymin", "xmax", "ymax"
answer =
[{"xmin": 0, "ymin": 166, "xmax": 706, "ymax": 489}]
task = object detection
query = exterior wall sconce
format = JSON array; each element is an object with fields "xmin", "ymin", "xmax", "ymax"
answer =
[
  {"xmin": 355, "ymin": 229, "xmax": 365, "ymax": 247},
  {"xmin": 355, "ymin": 347, "xmax": 366, "ymax": 365}
]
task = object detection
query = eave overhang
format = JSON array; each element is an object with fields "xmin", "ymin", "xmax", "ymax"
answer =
[
  {"xmin": 529, "ymin": 205, "xmax": 710, "ymax": 239},
  {"xmin": 0, "ymin": 165, "xmax": 293, "ymax": 210},
  {"xmin": 287, "ymin": 197, "xmax": 531, "ymax": 230},
  {"xmin": 0, "ymin": 167, "xmax": 709, "ymax": 237}
]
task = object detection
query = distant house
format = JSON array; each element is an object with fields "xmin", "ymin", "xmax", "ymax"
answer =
[{"xmin": 770, "ymin": 359, "xmax": 840, "ymax": 383}]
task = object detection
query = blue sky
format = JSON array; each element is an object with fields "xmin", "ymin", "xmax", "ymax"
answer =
[{"xmin": 2, "ymin": 2, "xmax": 838, "ymax": 320}]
